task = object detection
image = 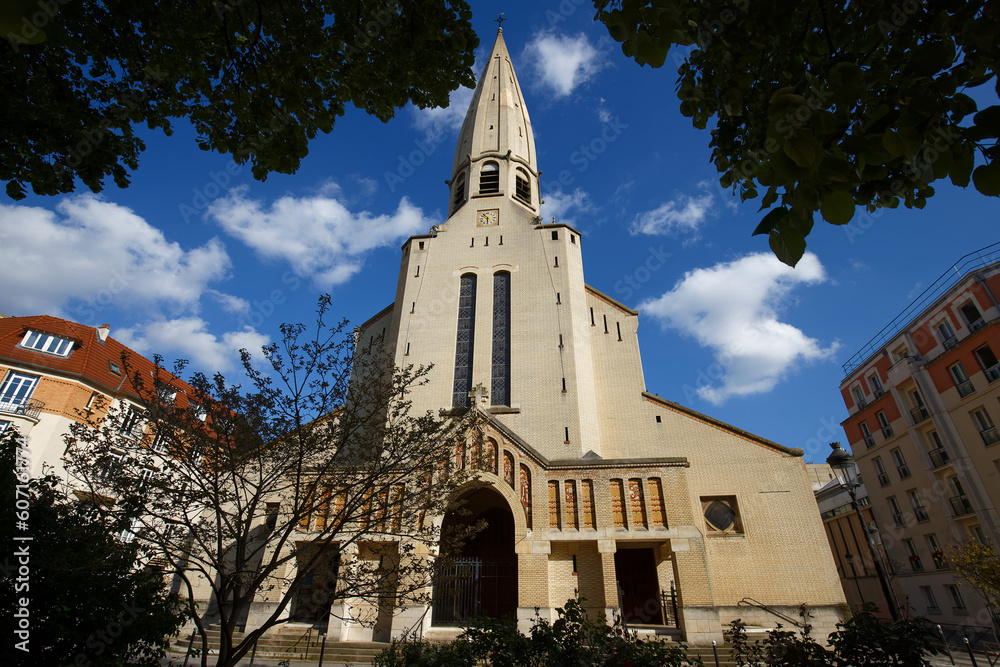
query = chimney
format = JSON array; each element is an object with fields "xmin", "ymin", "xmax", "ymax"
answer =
[{"xmin": 97, "ymin": 324, "xmax": 110, "ymax": 342}]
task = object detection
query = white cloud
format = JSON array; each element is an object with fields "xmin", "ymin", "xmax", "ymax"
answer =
[
  {"xmin": 412, "ymin": 85, "xmax": 475, "ymax": 142},
  {"xmin": 539, "ymin": 188, "xmax": 594, "ymax": 227},
  {"xmin": 640, "ymin": 252, "xmax": 839, "ymax": 405},
  {"xmin": 116, "ymin": 318, "xmax": 270, "ymax": 373},
  {"xmin": 0, "ymin": 195, "xmax": 233, "ymax": 318},
  {"xmin": 208, "ymin": 187, "xmax": 436, "ymax": 288},
  {"xmin": 630, "ymin": 191, "xmax": 715, "ymax": 238},
  {"xmin": 524, "ymin": 32, "xmax": 605, "ymax": 97}
]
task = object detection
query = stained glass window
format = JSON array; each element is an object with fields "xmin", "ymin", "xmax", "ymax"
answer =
[
  {"xmin": 702, "ymin": 496, "xmax": 742, "ymax": 533},
  {"xmin": 452, "ymin": 274, "xmax": 477, "ymax": 407},
  {"xmin": 491, "ymin": 272, "xmax": 511, "ymax": 405}
]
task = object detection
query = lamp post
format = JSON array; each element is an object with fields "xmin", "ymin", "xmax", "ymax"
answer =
[{"xmin": 827, "ymin": 442, "xmax": 900, "ymax": 622}]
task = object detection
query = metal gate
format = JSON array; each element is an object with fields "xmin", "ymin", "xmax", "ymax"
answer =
[{"xmin": 432, "ymin": 557, "xmax": 517, "ymax": 625}]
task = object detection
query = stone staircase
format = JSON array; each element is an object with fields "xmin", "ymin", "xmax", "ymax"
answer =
[{"xmin": 168, "ymin": 625, "xmax": 386, "ymax": 664}]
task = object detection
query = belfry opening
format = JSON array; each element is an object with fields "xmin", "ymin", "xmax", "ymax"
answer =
[{"xmin": 432, "ymin": 486, "xmax": 517, "ymax": 625}]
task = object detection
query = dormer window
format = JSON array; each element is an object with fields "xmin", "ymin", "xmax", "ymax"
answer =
[
  {"xmin": 189, "ymin": 401, "xmax": 207, "ymax": 421},
  {"xmin": 480, "ymin": 162, "xmax": 500, "ymax": 194},
  {"xmin": 452, "ymin": 172, "xmax": 466, "ymax": 211},
  {"xmin": 515, "ymin": 167, "xmax": 531, "ymax": 204},
  {"xmin": 20, "ymin": 330, "xmax": 74, "ymax": 356}
]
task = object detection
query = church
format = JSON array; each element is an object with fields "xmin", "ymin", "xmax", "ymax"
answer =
[{"xmin": 320, "ymin": 27, "xmax": 848, "ymax": 645}]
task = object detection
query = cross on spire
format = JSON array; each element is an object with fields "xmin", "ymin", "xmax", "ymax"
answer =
[{"xmin": 495, "ymin": 13, "xmax": 506, "ymax": 30}]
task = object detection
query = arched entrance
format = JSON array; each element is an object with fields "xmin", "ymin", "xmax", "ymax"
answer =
[{"xmin": 432, "ymin": 486, "xmax": 517, "ymax": 625}]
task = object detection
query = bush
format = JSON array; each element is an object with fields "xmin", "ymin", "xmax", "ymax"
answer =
[{"xmin": 374, "ymin": 598, "xmax": 697, "ymax": 667}]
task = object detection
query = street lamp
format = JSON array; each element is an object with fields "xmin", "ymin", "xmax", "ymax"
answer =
[{"xmin": 827, "ymin": 442, "xmax": 900, "ymax": 622}]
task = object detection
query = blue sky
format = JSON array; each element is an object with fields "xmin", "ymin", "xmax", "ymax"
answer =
[{"xmin": 2, "ymin": 5, "xmax": 998, "ymax": 463}]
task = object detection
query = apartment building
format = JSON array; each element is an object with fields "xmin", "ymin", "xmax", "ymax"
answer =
[{"xmin": 839, "ymin": 244, "xmax": 1000, "ymax": 629}]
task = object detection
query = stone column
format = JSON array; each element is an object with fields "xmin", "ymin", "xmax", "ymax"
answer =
[
  {"xmin": 516, "ymin": 540, "xmax": 551, "ymax": 633},
  {"xmin": 670, "ymin": 526, "xmax": 723, "ymax": 646},
  {"xmin": 597, "ymin": 539, "xmax": 618, "ymax": 622}
]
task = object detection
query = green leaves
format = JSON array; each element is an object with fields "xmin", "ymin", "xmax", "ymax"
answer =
[
  {"xmin": 973, "ymin": 164, "xmax": 1000, "ymax": 196},
  {"xmin": 597, "ymin": 0, "xmax": 1000, "ymax": 266},
  {"xmin": 820, "ymin": 191, "xmax": 856, "ymax": 225},
  {"xmin": 2, "ymin": 1, "xmax": 480, "ymax": 199}
]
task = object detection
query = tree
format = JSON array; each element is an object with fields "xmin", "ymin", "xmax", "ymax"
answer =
[
  {"xmin": 1, "ymin": 0, "xmax": 478, "ymax": 200},
  {"xmin": 0, "ymin": 428, "xmax": 185, "ymax": 666},
  {"xmin": 594, "ymin": 0, "xmax": 999, "ymax": 266},
  {"xmin": 946, "ymin": 539, "xmax": 1000, "ymax": 640},
  {"xmin": 63, "ymin": 298, "xmax": 476, "ymax": 667}
]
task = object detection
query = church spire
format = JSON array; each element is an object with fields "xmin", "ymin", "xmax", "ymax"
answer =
[{"xmin": 449, "ymin": 28, "xmax": 537, "ymax": 213}]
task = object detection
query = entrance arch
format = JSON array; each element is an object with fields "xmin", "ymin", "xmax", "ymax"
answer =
[{"xmin": 432, "ymin": 485, "xmax": 517, "ymax": 625}]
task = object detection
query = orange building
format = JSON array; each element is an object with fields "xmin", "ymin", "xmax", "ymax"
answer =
[{"xmin": 839, "ymin": 243, "xmax": 1000, "ymax": 633}]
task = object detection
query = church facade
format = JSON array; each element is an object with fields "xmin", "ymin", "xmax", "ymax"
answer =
[{"xmin": 322, "ymin": 29, "xmax": 848, "ymax": 645}]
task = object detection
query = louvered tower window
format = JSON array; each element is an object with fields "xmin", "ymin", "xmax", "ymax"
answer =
[
  {"xmin": 452, "ymin": 172, "xmax": 466, "ymax": 211},
  {"xmin": 452, "ymin": 274, "xmax": 477, "ymax": 407},
  {"xmin": 515, "ymin": 167, "xmax": 531, "ymax": 204},
  {"xmin": 480, "ymin": 161, "xmax": 500, "ymax": 194},
  {"xmin": 491, "ymin": 271, "xmax": 511, "ymax": 405}
]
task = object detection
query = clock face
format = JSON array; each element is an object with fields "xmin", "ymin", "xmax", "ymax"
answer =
[{"xmin": 477, "ymin": 209, "xmax": 499, "ymax": 226}]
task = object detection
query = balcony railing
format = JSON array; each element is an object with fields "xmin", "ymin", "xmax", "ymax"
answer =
[
  {"xmin": 897, "ymin": 464, "xmax": 911, "ymax": 479},
  {"xmin": 970, "ymin": 317, "xmax": 986, "ymax": 332},
  {"xmin": 878, "ymin": 472, "xmax": 891, "ymax": 487},
  {"xmin": 932, "ymin": 551, "xmax": 946, "ymax": 569},
  {"xmin": 980, "ymin": 427, "xmax": 1000, "ymax": 446},
  {"xmin": 855, "ymin": 397, "xmax": 867, "ymax": 410},
  {"xmin": 864, "ymin": 436, "xmax": 876, "ymax": 449},
  {"xmin": 943, "ymin": 336, "xmax": 959, "ymax": 350},
  {"xmin": 911, "ymin": 405, "xmax": 930, "ymax": 424},
  {"xmin": 956, "ymin": 380, "xmax": 976, "ymax": 397},
  {"xmin": 882, "ymin": 426, "xmax": 894, "ymax": 438},
  {"xmin": 914, "ymin": 506, "xmax": 930, "ymax": 522},
  {"xmin": 929, "ymin": 447, "xmax": 951, "ymax": 468},
  {"xmin": 909, "ymin": 555, "xmax": 924, "ymax": 571},
  {"xmin": 0, "ymin": 398, "xmax": 45, "ymax": 421},
  {"xmin": 949, "ymin": 495, "xmax": 974, "ymax": 517},
  {"xmin": 985, "ymin": 364, "xmax": 1000, "ymax": 383},
  {"xmin": 873, "ymin": 386, "xmax": 885, "ymax": 399},
  {"xmin": 893, "ymin": 512, "xmax": 906, "ymax": 527}
]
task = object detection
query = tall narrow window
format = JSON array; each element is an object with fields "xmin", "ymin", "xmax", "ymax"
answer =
[
  {"xmin": 491, "ymin": 272, "xmax": 511, "ymax": 405},
  {"xmin": 452, "ymin": 173, "xmax": 466, "ymax": 211},
  {"xmin": 480, "ymin": 161, "xmax": 499, "ymax": 194},
  {"xmin": 515, "ymin": 168, "xmax": 531, "ymax": 204},
  {"xmin": 452, "ymin": 274, "xmax": 477, "ymax": 407}
]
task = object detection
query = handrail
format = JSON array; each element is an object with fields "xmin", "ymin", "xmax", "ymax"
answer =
[
  {"xmin": 0, "ymin": 398, "xmax": 45, "ymax": 420},
  {"xmin": 737, "ymin": 597, "xmax": 805, "ymax": 629},
  {"xmin": 400, "ymin": 605, "xmax": 430, "ymax": 642},
  {"xmin": 283, "ymin": 625, "xmax": 314, "ymax": 657}
]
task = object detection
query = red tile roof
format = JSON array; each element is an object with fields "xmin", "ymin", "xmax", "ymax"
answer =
[{"xmin": 0, "ymin": 315, "xmax": 198, "ymax": 407}]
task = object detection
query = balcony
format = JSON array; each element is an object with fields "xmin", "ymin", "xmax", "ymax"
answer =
[
  {"xmin": 856, "ymin": 397, "xmax": 868, "ymax": 410},
  {"xmin": 956, "ymin": 380, "xmax": 976, "ymax": 398},
  {"xmin": 0, "ymin": 398, "xmax": 45, "ymax": 421},
  {"xmin": 943, "ymin": 336, "xmax": 959, "ymax": 350},
  {"xmin": 980, "ymin": 427, "xmax": 1000, "ymax": 446},
  {"xmin": 882, "ymin": 426, "xmax": 894, "ymax": 438},
  {"xmin": 897, "ymin": 464, "xmax": 911, "ymax": 479},
  {"xmin": 949, "ymin": 495, "xmax": 974, "ymax": 517},
  {"xmin": 893, "ymin": 512, "xmax": 906, "ymax": 527},
  {"xmin": 985, "ymin": 364, "xmax": 1000, "ymax": 383},
  {"xmin": 873, "ymin": 386, "xmax": 885, "ymax": 399},
  {"xmin": 864, "ymin": 436, "xmax": 876, "ymax": 449},
  {"xmin": 928, "ymin": 447, "xmax": 951, "ymax": 468},
  {"xmin": 914, "ymin": 506, "xmax": 930, "ymax": 522},
  {"xmin": 969, "ymin": 317, "xmax": 986, "ymax": 332},
  {"xmin": 910, "ymin": 405, "xmax": 930, "ymax": 424},
  {"xmin": 878, "ymin": 472, "xmax": 891, "ymax": 487}
]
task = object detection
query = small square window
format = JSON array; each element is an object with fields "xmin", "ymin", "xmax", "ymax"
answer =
[
  {"xmin": 655, "ymin": 415, "xmax": 661, "ymax": 423},
  {"xmin": 702, "ymin": 496, "xmax": 742, "ymax": 534},
  {"xmin": 551, "ymin": 230, "xmax": 558, "ymax": 240},
  {"xmin": 418, "ymin": 241, "xmax": 425, "ymax": 250},
  {"xmin": 108, "ymin": 361, "xmax": 121, "ymax": 376}
]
